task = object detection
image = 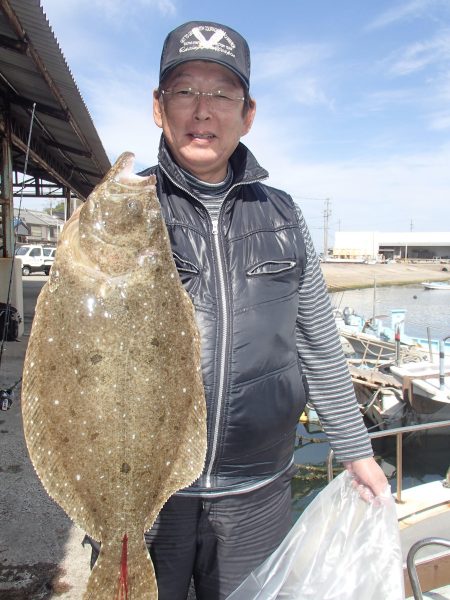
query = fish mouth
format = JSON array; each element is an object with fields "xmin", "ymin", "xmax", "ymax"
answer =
[{"xmin": 107, "ymin": 152, "xmax": 155, "ymax": 187}]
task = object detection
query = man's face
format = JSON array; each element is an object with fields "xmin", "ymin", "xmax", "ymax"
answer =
[{"xmin": 153, "ymin": 61, "xmax": 256, "ymax": 183}]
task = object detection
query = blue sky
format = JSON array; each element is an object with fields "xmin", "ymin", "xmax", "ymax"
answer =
[{"xmin": 24, "ymin": 0, "xmax": 450, "ymax": 251}]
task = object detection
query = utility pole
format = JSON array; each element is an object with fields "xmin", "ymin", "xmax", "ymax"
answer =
[
  {"xmin": 410, "ymin": 219, "xmax": 413, "ymax": 232},
  {"xmin": 323, "ymin": 198, "xmax": 331, "ymax": 256}
]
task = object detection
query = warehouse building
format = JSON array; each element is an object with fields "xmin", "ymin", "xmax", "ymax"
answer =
[{"xmin": 332, "ymin": 232, "xmax": 450, "ymax": 262}]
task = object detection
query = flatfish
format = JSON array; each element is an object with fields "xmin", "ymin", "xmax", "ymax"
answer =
[{"xmin": 21, "ymin": 152, "xmax": 207, "ymax": 599}]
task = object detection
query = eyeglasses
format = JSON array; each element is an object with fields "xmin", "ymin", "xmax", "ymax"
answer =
[{"xmin": 160, "ymin": 87, "xmax": 246, "ymax": 110}]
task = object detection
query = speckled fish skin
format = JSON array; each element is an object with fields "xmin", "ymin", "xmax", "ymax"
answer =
[{"xmin": 21, "ymin": 152, "xmax": 207, "ymax": 599}]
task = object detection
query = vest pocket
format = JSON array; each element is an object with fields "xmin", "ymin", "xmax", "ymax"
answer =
[
  {"xmin": 173, "ymin": 252, "xmax": 201, "ymax": 295},
  {"xmin": 247, "ymin": 259, "xmax": 297, "ymax": 277}
]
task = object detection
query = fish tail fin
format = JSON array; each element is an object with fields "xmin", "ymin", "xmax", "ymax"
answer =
[{"xmin": 83, "ymin": 532, "xmax": 158, "ymax": 600}]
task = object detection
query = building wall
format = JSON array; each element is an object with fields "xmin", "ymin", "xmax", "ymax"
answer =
[
  {"xmin": 13, "ymin": 208, "xmax": 64, "ymax": 246},
  {"xmin": 333, "ymin": 232, "xmax": 450, "ymax": 260},
  {"xmin": 333, "ymin": 232, "xmax": 379, "ymax": 259}
]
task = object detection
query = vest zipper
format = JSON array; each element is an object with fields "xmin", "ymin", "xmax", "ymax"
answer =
[
  {"xmin": 205, "ymin": 213, "xmax": 228, "ymax": 487},
  {"xmin": 159, "ymin": 163, "xmax": 265, "ymax": 488},
  {"xmin": 201, "ymin": 181, "xmax": 263, "ymax": 487}
]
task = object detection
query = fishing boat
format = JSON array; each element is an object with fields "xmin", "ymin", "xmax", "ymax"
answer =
[
  {"xmin": 389, "ymin": 360, "xmax": 450, "ymax": 423},
  {"xmin": 335, "ymin": 305, "xmax": 450, "ymax": 362},
  {"xmin": 410, "ymin": 336, "xmax": 450, "ymax": 358},
  {"xmin": 349, "ymin": 357, "xmax": 450, "ymax": 433},
  {"xmin": 335, "ymin": 307, "xmax": 429, "ymax": 364},
  {"xmin": 421, "ymin": 281, "xmax": 450, "ymax": 290},
  {"xmin": 347, "ymin": 361, "xmax": 407, "ymax": 429}
]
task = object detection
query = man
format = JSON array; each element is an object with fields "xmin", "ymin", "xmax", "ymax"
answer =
[{"xmin": 139, "ymin": 20, "xmax": 388, "ymax": 600}]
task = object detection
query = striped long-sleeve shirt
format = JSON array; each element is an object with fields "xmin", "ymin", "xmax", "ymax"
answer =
[
  {"xmin": 294, "ymin": 206, "xmax": 373, "ymax": 462},
  {"xmin": 183, "ymin": 168, "xmax": 373, "ymax": 464}
]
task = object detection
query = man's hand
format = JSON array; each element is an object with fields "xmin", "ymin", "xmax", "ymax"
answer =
[{"xmin": 344, "ymin": 457, "xmax": 390, "ymax": 503}]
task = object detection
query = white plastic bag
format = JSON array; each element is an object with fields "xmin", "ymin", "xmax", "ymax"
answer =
[{"xmin": 226, "ymin": 471, "xmax": 404, "ymax": 600}]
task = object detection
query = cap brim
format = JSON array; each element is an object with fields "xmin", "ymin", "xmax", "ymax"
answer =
[{"xmin": 160, "ymin": 56, "xmax": 249, "ymax": 90}]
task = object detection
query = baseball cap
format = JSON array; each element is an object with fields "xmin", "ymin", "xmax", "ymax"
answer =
[{"xmin": 159, "ymin": 21, "xmax": 251, "ymax": 90}]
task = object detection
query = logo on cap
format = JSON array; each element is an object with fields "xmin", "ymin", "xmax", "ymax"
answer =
[{"xmin": 179, "ymin": 26, "xmax": 236, "ymax": 58}]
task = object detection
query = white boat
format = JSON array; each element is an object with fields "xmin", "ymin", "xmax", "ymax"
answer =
[
  {"xmin": 389, "ymin": 422, "xmax": 450, "ymax": 598},
  {"xmin": 421, "ymin": 281, "xmax": 450, "ymax": 290},
  {"xmin": 389, "ymin": 360, "xmax": 450, "ymax": 423},
  {"xmin": 411, "ymin": 336, "xmax": 450, "ymax": 358},
  {"xmin": 335, "ymin": 306, "xmax": 450, "ymax": 366},
  {"xmin": 340, "ymin": 329, "xmax": 426, "ymax": 364},
  {"xmin": 398, "ymin": 479, "xmax": 450, "ymax": 599}
]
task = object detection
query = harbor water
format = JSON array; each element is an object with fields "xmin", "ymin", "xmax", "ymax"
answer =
[
  {"xmin": 330, "ymin": 283, "xmax": 450, "ymax": 341},
  {"xmin": 291, "ymin": 284, "xmax": 450, "ymax": 519}
]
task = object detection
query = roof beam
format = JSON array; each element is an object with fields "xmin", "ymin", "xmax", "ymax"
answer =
[
  {"xmin": 0, "ymin": 32, "xmax": 27, "ymax": 53},
  {"xmin": 9, "ymin": 92, "xmax": 69, "ymax": 121},
  {"xmin": 0, "ymin": 116, "xmax": 88, "ymax": 200},
  {"xmin": 44, "ymin": 138, "xmax": 92, "ymax": 157},
  {"xmin": 63, "ymin": 163, "xmax": 101, "ymax": 178}
]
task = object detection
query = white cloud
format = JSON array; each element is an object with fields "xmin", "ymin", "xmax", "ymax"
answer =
[
  {"xmin": 427, "ymin": 73, "xmax": 450, "ymax": 129},
  {"xmin": 79, "ymin": 67, "xmax": 161, "ymax": 171},
  {"xmin": 429, "ymin": 111, "xmax": 450, "ymax": 130},
  {"xmin": 42, "ymin": 0, "xmax": 176, "ymax": 21},
  {"xmin": 252, "ymin": 42, "xmax": 333, "ymax": 83},
  {"xmin": 251, "ymin": 42, "xmax": 335, "ymax": 110},
  {"xmin": 290, "ymin": 78, "xmax": 335, "ymax": 109},
  {"xmin": 359, "ymin": 89, "xmax": 418, "ymax": 113},
  {"xmin": 386, "ymin": 30, "xmax": 450, "ymax": 76},
  {"xmin": 366, "ymin": 0, "xmax": 445, "ymax": 30}
]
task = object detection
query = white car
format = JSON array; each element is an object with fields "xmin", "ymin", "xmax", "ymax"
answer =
[
  {"xmin": 15, "ymin": 244, "xmax": 56, "ymax": 276},
  {"xmin": 43, "ymin": 247, "xmax": 56, "ymax": 275}
]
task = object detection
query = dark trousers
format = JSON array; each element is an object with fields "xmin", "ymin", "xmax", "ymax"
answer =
[{"xmin": 86, "ymin": 468, "xmax": 294, "ymax": 600}]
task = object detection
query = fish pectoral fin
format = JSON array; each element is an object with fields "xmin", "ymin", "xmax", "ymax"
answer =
[{"xmin": 83, "ymin": 532, "xmax": 157, "ymax": 600}]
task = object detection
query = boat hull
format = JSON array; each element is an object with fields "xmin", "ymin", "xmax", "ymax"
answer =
[{"xmin": 421, "ymin": 281, "xmax": 450, "ymax": 290}]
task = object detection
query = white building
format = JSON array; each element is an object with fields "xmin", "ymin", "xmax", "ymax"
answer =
[{"xmin": 332, "ymin": 232, "xmax": 450, "ymax": 261}]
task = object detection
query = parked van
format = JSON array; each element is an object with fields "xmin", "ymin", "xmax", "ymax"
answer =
[
  {"xmin": 43, "ymin": 246, "xmax": 56, "ymax": 275},
  {"xmin": 15, "ymin": 244, "xmax": 55, "ymax": 276}
]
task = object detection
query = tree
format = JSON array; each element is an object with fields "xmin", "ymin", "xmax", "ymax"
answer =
[{"xmin": 44, "ymin": 201, "xmax": 65, "ymax": 215}]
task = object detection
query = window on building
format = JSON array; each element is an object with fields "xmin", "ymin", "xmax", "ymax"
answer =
[{"xmin": 31, "ymin": 225, "xmax": 42, "ymax": 238}]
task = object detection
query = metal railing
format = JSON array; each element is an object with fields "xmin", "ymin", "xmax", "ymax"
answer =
[
  {"xmin": 326, "ymin": 419, "xmax": 450, "ymax": 503},
  {"xmin": 407, "ymin": 537, "xmax": 450, "ymax": 600}
]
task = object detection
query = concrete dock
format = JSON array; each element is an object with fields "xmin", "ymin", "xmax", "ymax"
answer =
[
  {"xmin": 321, "ymin": 261, "xmax": 450, "ymax": 292},
  {"xmin": 0, "ymin": 276, "xmax": 90, "ymax": 599}
]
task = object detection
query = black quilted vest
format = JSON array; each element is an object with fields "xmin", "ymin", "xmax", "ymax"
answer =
[{"xmin": 142, "ymin": 140, "xmax": 308, "ymax": 495}]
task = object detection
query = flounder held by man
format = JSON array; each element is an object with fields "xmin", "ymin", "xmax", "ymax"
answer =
[{"xmin": 21, "ymin": 153, "xmax": 207, "ymax": 599}]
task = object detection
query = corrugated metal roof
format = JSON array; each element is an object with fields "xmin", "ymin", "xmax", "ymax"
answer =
[
  {"xmin": 0, "ymin": 0, "xmax": 111, "ymax": 200},
  {"xmin": 14, "ymin": 207, "xmax": 64, "ymax": 227}
]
